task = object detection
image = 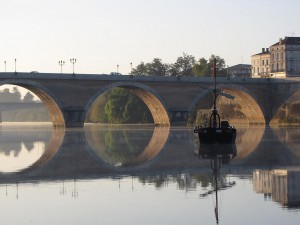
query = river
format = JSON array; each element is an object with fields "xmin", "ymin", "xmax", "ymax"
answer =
[{"xmin": 0, "ymin": 124, "xmax": 299, "ymax": 225}]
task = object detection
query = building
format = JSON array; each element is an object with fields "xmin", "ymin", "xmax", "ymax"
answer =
[
  {"xmin": 251, "ymin": 37, "xmax": 300, "ymax": 78},
  {"xmin": 251, "ymin": 48, "xmax": 270, "ymax": 78},
  {"xmin": 227, "ymin": 64, "xmax": 251, "ymax": 78},
  {"xmin": 270, "ymin": 37, "xmax": 300, "ymax": 77}
]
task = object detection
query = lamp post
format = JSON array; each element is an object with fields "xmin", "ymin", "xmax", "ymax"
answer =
[
  {"xmin": 4, "ymin": 61, "xmax": 6, "ymax": 72},
  {"xmin": 14, "ymin": 58, "xmax": 17, "ymax": 74},
  {"xmin": 130, "ymin": 62, "xmax": 132, "ymax": 74},
  {"xmin": 70, "ymin": 58, "xmax": 77, "ymax": 74},
  {"xmin": 58, "ymin": 60, "xmax": 65, "ymax": 74},
  {"xmin": 117, "ymin": 64, "xmax": 119, "ymax": 73}
]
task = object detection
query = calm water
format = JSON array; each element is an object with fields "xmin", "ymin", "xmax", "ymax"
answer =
[{"xmin": 0, "ymin": 124, "xmax": 300, "ymax": 225}]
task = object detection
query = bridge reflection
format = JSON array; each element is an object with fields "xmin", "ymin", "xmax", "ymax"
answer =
[
  {"xmin": 0, "ymin": 125, "xmax": 299, "ymax": 183},
  {"xmin": 85, "ymin": 125, "xmax": 170, "ymax": 167},
  {"xmin": 0, "ymin": 126, "xmax": 61, "ymax": 172}
]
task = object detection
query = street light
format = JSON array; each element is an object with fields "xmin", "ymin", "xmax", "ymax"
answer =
[
  {"xmin": 130, "ymin": 62, "xmax": 132, "ymax": 74},
  {"xmin": 70, "ymin": 58, "xmax": 77, "ymax": 74},
  {"xmin": 117, "ymin": 64, "xmax": 119, "ymax": 73},
  {"xmin": 14, "ymin": 58, "xmax": 17, "ymax": 74},
  {"xmin": 4, "ymin": 61, "xmax": 6, "ymax": 72},
  {"xmin": 59, "ymin": 60, "xmax": 65, "ymax": 74}
]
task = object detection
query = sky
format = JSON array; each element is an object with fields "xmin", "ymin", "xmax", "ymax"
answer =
[{"xmin": 0, "ymin": 0, "xmax": 299, "ymax": 75}]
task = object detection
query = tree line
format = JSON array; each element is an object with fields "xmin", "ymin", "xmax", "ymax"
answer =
[
  {"xmin": 0, "ymin": 87, "xmax": 37, "ymax": 103},
  {"xmin": 130, "ymin": 53, "xmax": 227, "ymax": 77},
  {"xmin": 0, "ymin": 87, "xmax": 50, "ymax": 122}
]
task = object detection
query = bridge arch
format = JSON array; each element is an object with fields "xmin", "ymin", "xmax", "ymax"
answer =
[
  {"xmin": 271, "ymin": 88, "xmax": 300, "ymax": 123},
  {"xmin": 85, "ymin": 81, "xmax": 170, "ymax": 125},
  {"xmin": 0, "ymin": 79, "xmax": 65, "ymax": 127},
  {"xmin": 190, "ymin": 84, "xmax": 266, "ymax": 124}
]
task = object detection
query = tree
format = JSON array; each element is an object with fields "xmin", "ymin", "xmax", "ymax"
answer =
[
  {"xmin": 0, "ymin": 87, "xmax": 22, "ymax": 103},
  {"xmin": 192, "ymin": 57, "xmax": 209, "ymax": 77},
  {"xmin": 147, "ymin": 58, "xmax": 167, "ymax": 76},
  {"xmin": 95, "ymin": 88, "xmax": 153, "ymax": 124},
  {"xmin": 192, "ymin": 55, "xmax": 227, "ymax": 77},
  {"xmin": 87, "ymin": 93, "xmax": 109, "ymax": 123},
  {"xmin": 23, "ymin": 91, "xmax": 35, "ymax": 102},
  {"xmin": 208, "ymin": 54, "xmax": 227, "ymax": 76},
  {"xmin": 131, "ymin": 62, "xmax": 148, "ymax": 76},
  {"xmin": 168, "ymin": 53, "xmax": 195, "ymax": 76},
  {"xmin": 131, "ymin": 58, "xmax": 167, "ymax": 76}
]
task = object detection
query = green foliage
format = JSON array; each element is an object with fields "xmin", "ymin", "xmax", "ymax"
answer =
[
  {"xmin": 131, "ymin": 58, "xmax": 167, "ymax": 76},
  {"xmin": 192, "ymin": 57, "xmax": 209, "ymax": 77},
  {"xmin": 87, "ymin": 88, "xmax": 153, "ymax": 124},
  {"xmin": 168, "ymin": 53, "xmax": 195, "ymax": 76},
  {"xmin": 131, "ymin": 53, "xmax": 226, "ymax": 77},
  {"xmin": 87, "ymin": 93, "xmax": 109, "ymax": 123},
  {"xmin": 193, "ymin": 54, "xmax": 227, "ymax": 77},
  {"xmin": 85, "ymin": 127, "xmax": 153, "ymax": 165}
]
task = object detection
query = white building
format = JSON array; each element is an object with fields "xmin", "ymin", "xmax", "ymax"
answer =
[
  {"xmin": 251, "ymin": 37, "xmax": 300, "ymax": 78},
  {"xmin": 251, "ymin": 48, "xmax": 270, "ymax": 78}
]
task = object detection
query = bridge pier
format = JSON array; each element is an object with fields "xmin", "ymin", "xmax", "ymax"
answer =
[
  {"xmin": 169, "ymin": 110, "xmax": 189, "ymax": 125},
  {"xmin": 63, "ymin": 107, "xmax": 85, "ymax": 128}
]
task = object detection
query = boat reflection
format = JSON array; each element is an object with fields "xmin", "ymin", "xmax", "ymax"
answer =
[
  {"xmin": 195, "ymin": 145, "xmax": 237, "ymax": 224},
  {"xmin": 194, "ymin": 144, "xmax": 237, "ymax": 161}
]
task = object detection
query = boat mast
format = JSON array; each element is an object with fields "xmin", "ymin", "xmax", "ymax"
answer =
[
  {"xmin": 212, "ymin": 58, "xmax": 218, "ymax": 128},
  {"xmin": 213, "ymin": 58, "xmax": 217, "ymax": 111},
  {"xmin": 211, "ymin": 156, "xmax": 220, "ymax": 224}
]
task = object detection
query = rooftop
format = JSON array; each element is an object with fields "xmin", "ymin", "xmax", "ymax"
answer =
[{"xmin": 271, "ymin": 37, "xmax": 300, "ymax": 46}]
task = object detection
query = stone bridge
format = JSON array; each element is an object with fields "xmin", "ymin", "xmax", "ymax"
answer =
[{"xmin": 1, "ymin": 72, "xmax": 300, "ymax": 127}]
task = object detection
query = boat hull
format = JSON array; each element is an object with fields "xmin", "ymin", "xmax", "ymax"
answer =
[{"xmin": 195, "ymin": 127, "xmax": 236, "ymax": 144}]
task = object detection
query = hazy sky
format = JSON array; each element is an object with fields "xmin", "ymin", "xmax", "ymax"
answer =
[{"xmin": 0, "ymin": 0, "xmax": 299, "ymax": 74}]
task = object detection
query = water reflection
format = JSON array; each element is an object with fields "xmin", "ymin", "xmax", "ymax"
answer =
[
  {"xmin": 273, "ymin": 126, "xmax": 300, "ymax": 159},
  {"xmin": 1, "ymin": 125, "xmax": 300, "ymax": 176},
  {"xmin": 239, "ymin": 126, "xmax": 300, "ymax": 167},
  {"xmin": 0, "ymin": 126, "xmax": 64, "ymax": 173},
  {"xmin": 235, "ymin": 125, "xmax": 265, "ymax": 159},
  {"xmin": 0, "ymin": 125, "xmax": 300, "ymax": 225},
  {"xmin": 253, "ymin": 168, "xmax": 300, "ymax": 209},
  {"xmin": 195, "ymin": 144, "xmax": 237, "ymax": 224},
  {"xmin": 85, "ymin": 125, "xmax": 170, "ymax": 167}
]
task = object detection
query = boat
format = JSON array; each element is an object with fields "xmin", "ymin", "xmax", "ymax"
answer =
[{"xmin": 194, "ymin": 59, "xmax": 236, "ymax": 144}]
